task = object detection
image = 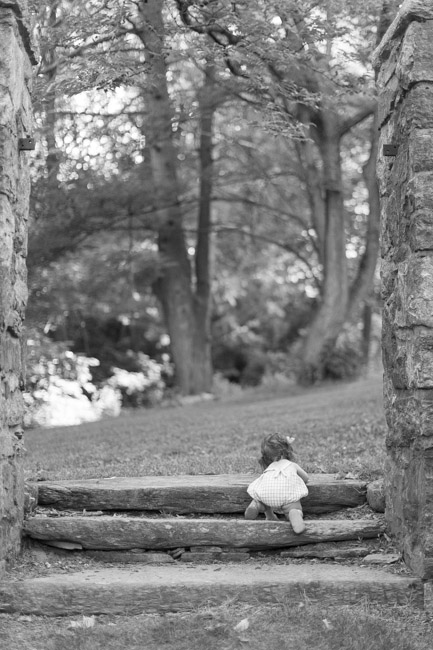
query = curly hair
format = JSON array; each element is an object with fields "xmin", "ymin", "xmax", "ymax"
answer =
[{"xmin": 259, "ymin": 433, "xmax": 295, "ymax": 470}]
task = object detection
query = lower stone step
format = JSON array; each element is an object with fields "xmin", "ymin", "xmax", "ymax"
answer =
[
  {"xmin": 0, "ymin": 564, "xmax": 423, "ymax": 616},
  {"xmin": 24, "ymin": 516, "xmax": 386, "ymax": 550}
]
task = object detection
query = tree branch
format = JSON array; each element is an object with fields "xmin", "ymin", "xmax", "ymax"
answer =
[
  {"xmin": 211, "ymin": 225, "xmax": 319, "ymax": 280},
  {"xmin": 338, "ymin": 97, "xmax": 377, "ymax": 137},
  {"xmin": 37, "ymin": 27, "xmax": 133, "ymax": 76}
]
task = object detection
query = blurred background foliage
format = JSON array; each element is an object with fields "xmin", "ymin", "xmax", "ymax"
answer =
[{"xmin": 24, "ymin": 0, "xmax": 394, "ymax": 426}]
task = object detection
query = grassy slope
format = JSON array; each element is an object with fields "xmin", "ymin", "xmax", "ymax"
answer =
[{"xmin": 24, "ymin": 373, "xmax": 387, "ymax": 481}]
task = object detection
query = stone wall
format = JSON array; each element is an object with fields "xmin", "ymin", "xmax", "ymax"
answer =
[
  {"xmin": 0, "ymin": 0, "xmax": 36, "ymax": 576},
  {"xmin": 375, "ymin": 0, "xmax": 433, "ymax": 579}
]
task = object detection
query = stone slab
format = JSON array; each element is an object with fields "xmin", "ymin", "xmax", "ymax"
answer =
[
  {"xmin": 280, "ymin": 544, "xmax": 371, "ymax": 559},
  {"xmin": 0, "ymin": 564, "xmax": 423, "ymax": 616},
  {"xmin": 23, "ymin": 516, "xmax": 386, "ymax": 551},
  {"xmin": 85, "ymin": 550, "xmax": 175, "ymax": 564},
  {"xmin": 30, "ymin": 474, "xmax": 367, "ymax": 514},
  {"xmin": 362, "ymin": 553, "xmax": 401, "ymax": 565},
  {"xmin": 367, "ymin": 480, "xmax": 386, "ymax": 513}
]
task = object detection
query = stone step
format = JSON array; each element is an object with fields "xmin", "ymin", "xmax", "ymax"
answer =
[
  {"xmin": 29, "ymin": 473, "xmax": 368, "ymax": 514},
  {"xmin": 24, "ymin": 515, "xmax": 385, "ymax": 551},
  {"xmin": 0, "ymin": 563, "xmax": 423, "ymax": 616}
]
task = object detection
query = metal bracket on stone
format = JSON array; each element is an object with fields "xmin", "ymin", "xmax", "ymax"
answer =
[
  {"xmin": 383, "ymin": 144, "xmax": 398, "ymax": 157},
  {"xmin": 18, "ymin": 137, "xmax": 36, "ymax": 151}
]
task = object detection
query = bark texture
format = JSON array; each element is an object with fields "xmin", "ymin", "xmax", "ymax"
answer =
[
  {"xmin": 375, "ymin": 0, "xmax": 433, "ymax": 579},
  {"xmin": 295, "ymin": 90, "xmax": 377, "ymax": 385},
  {"xmin": 0, "ymin": 0, "xmax": 35, "ymax": 576},
  {"xmin": 137, "ymin": 0, "xmax": 214, "ymax": 394}
]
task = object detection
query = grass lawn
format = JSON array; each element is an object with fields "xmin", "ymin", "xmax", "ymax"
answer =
[
  {"xmin": 2, "ymin": 600, "xmax": 432, "ymax": 650},
  {"xmin": 11, "ymin": 372, "xmax": 433, "ymax": 650},
  {"xmin": 24, "ymin": 373, "xmax": 387, "ymax": 481}
]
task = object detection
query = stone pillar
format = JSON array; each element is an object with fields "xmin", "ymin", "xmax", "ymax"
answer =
[
  {"xmin": 375, "ymin": 0, "xmax": 433, "ymax": 579},
  {"xmin": 0, "ymin": 0, "xmax": 36, "ymax": 575}
]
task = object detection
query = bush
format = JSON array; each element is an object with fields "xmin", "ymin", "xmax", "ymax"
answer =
[
  {"xmin": 212, "ymin": 372, "xmax": 244, "ymax": 399},
  {"xmin": 106, "ymin": 353, "xmax": 171, "ymax": 407},
  {"xmin": 24, "ymin": 333, "xmax": 122, "ymax": 428},
  {"xmin": 212, "ymin": 344, "xmax": 267, "ymax": 386},
  {"xmin": 323, "ymin": 327, "xmax": 364, "ymax": 381},
  {"xmin": 24, "ymin": 333, "xmax": 173, "ymax": 428}
]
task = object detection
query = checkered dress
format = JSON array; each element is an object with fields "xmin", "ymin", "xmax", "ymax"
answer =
[{"xmin": 247, "ymin": 459, "xmax": 308, "ymax": 508}]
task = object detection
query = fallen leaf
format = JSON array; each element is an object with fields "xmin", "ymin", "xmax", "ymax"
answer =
[{"xmin": 234, "ymin": 618, "xmax": 250, "ymax": 632}]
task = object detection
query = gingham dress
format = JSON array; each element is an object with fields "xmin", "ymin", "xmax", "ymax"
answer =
[{"xmin": 247, "ymin": 459, "xmax": 308, "ymax": 508}]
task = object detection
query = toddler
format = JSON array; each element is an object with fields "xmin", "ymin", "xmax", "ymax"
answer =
[{"xmin": 245, "ymin": 433, "xmax": 309, "ymax": 534}]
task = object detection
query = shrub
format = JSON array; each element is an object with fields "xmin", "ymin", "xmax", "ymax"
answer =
[
  {"xmin": 106, "ymin": 352, "xmax": 171, "ymax": 407},
  {"xmin": 212, "ymin": 372, "xmax": 244, "ymax": 399},
  {"xmin": 212, "ymin": 344, "xmax": 267, "ymax": 386},
  {"xmin": 323, "ymin": 326, "xmax": 364, "ymax": 381},
  {"xmin": 24, "ymin": 333, "xmax": 173, "ymax": 426},
  {"xmin": 24, "ymin": 333, "xmax": 122, "ymax": 428}
]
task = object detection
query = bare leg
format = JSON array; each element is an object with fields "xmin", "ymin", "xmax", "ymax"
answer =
[
  {"xmin": 263, "ymin": 505, "xmax": 279, "ymax": 521},
  {"xmin": 245, "ymin": 500, "xmax": 263, "ymax": 520},
  {"xmin": 245, "ymin": 500, "xmax": 279, "ymax": 520},
  {"xmin": 288, "ymin": 509, "xmax": 305, "ymax": 534},
  {"xmin": 282, "ymin": 501, "xmax": 306, "ymax": 534}
]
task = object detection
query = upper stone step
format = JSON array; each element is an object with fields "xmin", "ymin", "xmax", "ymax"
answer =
[
  {"xmin": 29, "ymin": 473, "xmax": 367, "ymax": 514},
  {"xmin": 0, "ymin": 563, "xmax": 423, "ymax": 616}
]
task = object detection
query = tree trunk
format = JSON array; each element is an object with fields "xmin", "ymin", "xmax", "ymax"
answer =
[
  {"xmin": 193, "ymin": 62, "xmax": 217, "ymax": 392},
  {"xmin": 42, "ymin": 2, "xmax": 59, "ymax": 185},
  {"xmin": 138, "ymin": 0, "xmax": 213, "ymax": 394},
  {"xmin": 361, "ymin": 303, "xmax": 372, "ymax": 368},
  {"xmin": 298, "ymin": 112, "xmax": 349, "ymax": 384},
  {"xmin": 347, "ymin": 112, "xmax": 381, "ymax": 321}
]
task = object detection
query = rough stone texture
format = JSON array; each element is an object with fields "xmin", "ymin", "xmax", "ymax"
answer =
[
  {"xmin": 0, "ymin": 1, "xmax": 35, "ymax": 577},
  {"xmin": 85, "ymin": 550, "xmax": 175, "ymax": 564},
  {"xmin": 376, "ymin": 0, "xmax": 433, "ymax": 579},
  {"xmin": 23, "ymin": 481, "xmax": 38, "ymax": 516},
  {"xmin": 362, "ymin": 553, "xmax": 400, "ymax": 565},
  {"xmin": 23, "ymin": 515, "xmax": 386, "ymax": 550},
  {"xmin": 31, "ymin": 473, "xmax": 368, "ymax": 514},
  {"xmin": 181, "ymin": 551, "xmax": 250, "ymax": 563},
  {"xmin": 281, "ymin": 544, "xmax": 371, "ymax": 560},
  {"xmin": 367, "ymin": 480, "xmax": 386, "ymax": 513}
]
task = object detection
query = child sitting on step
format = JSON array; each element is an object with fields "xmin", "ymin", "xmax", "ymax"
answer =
[{"xmin": 245, "ymin": 433, "xmax": 309, "ymax": 534}]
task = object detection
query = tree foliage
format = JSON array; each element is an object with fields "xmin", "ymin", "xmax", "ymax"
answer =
[{"xmin": 27, "ymin": 0, "xmax": 390, "ymax": 395}]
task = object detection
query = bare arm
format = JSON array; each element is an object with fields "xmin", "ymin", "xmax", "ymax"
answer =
[{"xmin": 295, "ymin": 464, "xmax": 310, "ymax": 484}]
